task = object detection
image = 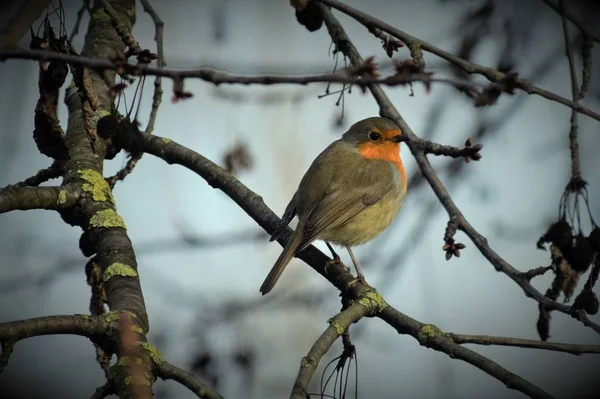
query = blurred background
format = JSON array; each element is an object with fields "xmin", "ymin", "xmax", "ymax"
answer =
[{"xmin": 1, "ymin": 0, "xmax": 600, "ymax": 398}]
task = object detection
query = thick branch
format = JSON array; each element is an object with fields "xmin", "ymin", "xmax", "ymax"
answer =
[
  {"xmin": 0, "ymin": 315, "xmax": 109, "ymax": 342},
  {"xmin": 316, "ymin": 0, "xmax": 600, "ymax": 123},
  {"xmin": 0, "ymin": 184, "xmax": 79, "ymax": 214},
  {"xmin": 61, "ymin": 1, "xmax": 154, "ymax": 397},
  {"xmin": 156, "ymin": 362, "xmax": 223, "ymax": 399}
]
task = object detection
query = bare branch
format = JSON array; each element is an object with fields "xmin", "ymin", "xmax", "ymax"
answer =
[
  {"xmin": 14, "ymin": 161, "xmax": 62, "ymax": 187},
  {"xmin": 291, "ymin": 300, "xmax": 372, "ymax": 398},
  {"xmin": 69, "ymin": 0, "xmax": 91, "ymax": 42},
  {"xmin": 559, "ymin": 0, "xmax": 582, "ymax": 182},
  {"xmin": 108, "ymin": 0, "xmax": 167, "ymax": 187},
  {"xmin": 0, "ymin": 184, "xmax": 79, "ymax": 214},
  {"xmin": 156, "ymin": 362, "xmax": 223, "ymax": 399},
  {"xmin": 316, "ymin": 0, "xmax": 600, "ymax": 123},
  {"xmin": 0, "ymin": 315, "xmax": 109, "ymax": 342},
  {"xmin": 379, "ymin": 308, "xmax": 554, "ymax": 399},
  {"xmin": 0, "ymin": 48, "xmax": 486, "ymax": 93},
  {"xmin": 447, "ymin": 333, "xmax": 600, "ymax": 355}
]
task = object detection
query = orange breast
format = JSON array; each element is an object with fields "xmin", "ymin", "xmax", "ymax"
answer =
[{"xmin": 358, "ymin": 142, "xmax": 407, "ymax": 192}]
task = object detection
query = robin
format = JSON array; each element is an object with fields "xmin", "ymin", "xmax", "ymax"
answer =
[{"xmin": 260, "ymin": 117, "xmax": 410, "ymax": 295}]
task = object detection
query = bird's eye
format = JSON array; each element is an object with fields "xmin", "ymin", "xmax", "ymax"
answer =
[{"xmin": 368, "ymin": 132, "xmax": 381, "ymax": 142}]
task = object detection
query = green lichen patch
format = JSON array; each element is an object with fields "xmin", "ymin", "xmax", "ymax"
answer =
[
  {"xmin": 300, "ymin": 356, "xmax": 316, "ymax": 369},
  {"xmin": 89, "ymin": 209, "xmax": 126, "ymax": 229},
  {"xmin": 117, "ymin": 356, "xmax": 143, "ymax": 367},
  {"xmin": 358, "ymin": 290, "xmax": 388, "ymax": 313},
  {"xmin": 78, "ymin": 169, "xmax": 113, "ymax": 202},
  {"xmin": 331, "ymin": 321, "xmax": 345, "ymax": 335},
  {"xmin": 126, "ymin": 6, "xmax": 136, "ymax": 18},
  {"xmin": 103, "ymin": 263, "xmax": 138, "ymax": 282},
  {"xmin": 161, "ymin": 137, "xmax": 171, "ymax": 144},
  {"xmin": 417, "ymin": 324, "xmax": 442, "ymax": 346},
  {"xmin": 140, "ymin": 342, "xmax": 164, "ymax": 365},
  {"xmin": 130, "ymin": 325, "xmax": 144, "ymax": 334},
  {"xmin": 105, "ymin": 312, "xmax": 120, "ymax": 324},
  {"xmin": 92, "ymin": 7, "xmax": 110, "ymax": 21},
  {"xmin": 124, "ymin": 375, "xmax": 152, "ymax": 387},
  {"xmin": 57, "ymin": 190, "xmax": 67, "ymax": 205}
]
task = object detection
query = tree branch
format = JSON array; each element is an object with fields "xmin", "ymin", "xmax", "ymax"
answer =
[
  {"xmin": 0, "ymin": 315, "xmax": 109, "ymax": 342},
  {"xmin": 14, "ymin": 161, "xmax": 62, "ymax": 187},
  {"xmin": 378, "ymin": 308, "xmax": 554, "ymax": 399},
  {"xmin": 291, "ymin": 300, "xmax": 373, "ymax": 399},
  {"xmin": 316, "ymin": 0, "xmax": 600, "ymax": 123},
  {"xmin": 447, "ymin": 333, "xmax": 600, "ymax": 355},
  {"xmin": 0, "ymin": 184, "xmax": 79, "ymax": 214},
  {"xmin": 0, "ymin": 49, "xmax": 494, "ymax": 94},
  {"xmin": 59, "ymin": 1, "xmax": 155, "ymax": 396},
  {"xmin": 559, "ymin": 0, "xmax": 582, "ymax": 182},
  {"xmin": 156, "ymin": 362, "xmax": 223, "ymax": 399}
]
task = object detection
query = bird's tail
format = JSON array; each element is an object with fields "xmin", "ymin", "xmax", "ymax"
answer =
[{"xmin": 260, "ymin": 230, "xmax": 303, "ymax": 295}]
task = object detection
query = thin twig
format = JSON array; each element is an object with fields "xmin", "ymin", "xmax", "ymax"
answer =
[
  {"xmin": 559, "ymin": 0, "xmax": 581, "ymax": 181},
  {"xmin": 448, "ymin": 333, "xmax": 600, "ymax": 355},
  {"xmin": 108, "ymin": 0, "xmax": 166, "ymax": 187},
  {"xmin": 156, "ymin": 362, "xmax": 223, "ymax": 399},
  {"xmin": 0, "ymin": 315, "xmax": 109, "ymax": 342},
  {"xmin": 0, "ymin": 48, "xmax": 489, "ymax": 94},
  {"xmin": 69, "ymin": 0, "xmax": 91, "ymax": 42},
  {"xmin": 316, "ymin": 0, "xmax": 600, "ymax": 123},
  {"xmin": 14, "ymin": 161, "xmax": 62, "ymax": 187}
]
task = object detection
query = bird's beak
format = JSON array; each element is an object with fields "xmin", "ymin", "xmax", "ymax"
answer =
[{"xmin": 392, "ymin": 134, "xmax": 410, "ymax": 143}]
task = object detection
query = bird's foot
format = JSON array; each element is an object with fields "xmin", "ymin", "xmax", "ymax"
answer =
[
  {"xmin": 347, "ymin": 273, "xmax": 373, "ymax": 290},
  {"xmin": 325, "ymin": 256, "xmax": 350, "ymax": 274}
]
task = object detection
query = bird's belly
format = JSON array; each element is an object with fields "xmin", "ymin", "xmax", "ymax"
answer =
[{"xmin": 320, "ymin": 191, "xmax": 404, "ymax": 247}]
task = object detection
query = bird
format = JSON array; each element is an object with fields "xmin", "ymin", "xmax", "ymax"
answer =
[{"xmin": 260, "ymin": 117, "xmax": 410, "ymax": 295}]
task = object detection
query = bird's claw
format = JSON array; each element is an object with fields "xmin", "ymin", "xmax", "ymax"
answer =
[
  {"xmin": 347, "ymin": 274, "xmax": 373, "ymax": 290},
  {"xmin": 324, "ymin": 256, "xmax": 350, "ymax": 274}
]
